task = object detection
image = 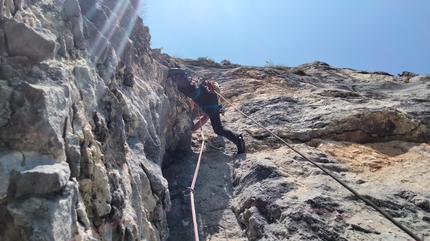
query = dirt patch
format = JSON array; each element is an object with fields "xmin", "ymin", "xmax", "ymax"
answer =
[{"xmin": 314, "ymin": 139, "xmax": 430, "ymax": 173}]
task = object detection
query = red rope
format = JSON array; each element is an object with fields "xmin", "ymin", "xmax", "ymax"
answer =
[{"xmin": 189, "ymin": 108, "xmax": 205, "ymax": 241}]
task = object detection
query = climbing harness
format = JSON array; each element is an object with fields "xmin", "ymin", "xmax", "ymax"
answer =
[
  {"xmin": 199, "ymin": 104, "xmax": 221, "ymax": 111},
  {"xmin": 213, "ymin": 91, "xmax": 423, "ymax": 241},
  {"xmin": 192, "ymin": 86, "xmax": 202, "ymax": 100}
]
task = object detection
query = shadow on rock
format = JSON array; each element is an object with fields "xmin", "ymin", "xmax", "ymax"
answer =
[{"xmin": 162, "ymin": 142, "xmax": 243, "ymax": 240}]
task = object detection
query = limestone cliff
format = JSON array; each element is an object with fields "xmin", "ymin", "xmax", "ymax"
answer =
[
  {"xmin": 0, "ymin": 0, "xmax": 188, "ymax": 240},
  {"xmin": 1, "ymin": 1, "xmax": 430, "ymax": 241},
  {"xmin": 163, "ymin": 61, "xmax": 430, "ymax": 240}
]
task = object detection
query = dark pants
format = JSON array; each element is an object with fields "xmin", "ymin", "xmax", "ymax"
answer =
[{"xmin": 205, "ymin": 108, "xmax": 238, "ymax": 144}]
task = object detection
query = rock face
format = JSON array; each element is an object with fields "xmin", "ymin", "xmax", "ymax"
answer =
[
  {"xmin": 0, "ymin": 1, "xmax": 429, "ymax": 241},
  {"xmin": 0, "ymin": 0, "xmax": 188, "ymax": 240},
  {"xmin": 4, "ymin": 18, "xmax": 59, "ymax": 62},
  {"xmin": 163, "ymin": 61, "xmax": 430, "ymax": 240}
]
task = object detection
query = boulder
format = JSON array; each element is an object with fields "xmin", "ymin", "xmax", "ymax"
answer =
[
  {"xmin": 0, "ymin": 29, "xmax": 6, "ymax": 56},
  {"xmin": 4, "ymin": 18, "xmax": 59, "ymax": 62},
  {"xmin": 0, "ymin": 80, "xmax": 13, "ymax": 128},
  {"xmin": 14, "ymin": 162, "xmax": 70, "ymax": 197},
  {"xmin": 63, "ymin": 0, "xmax": 86, "ymax": 49},
  {"xmin": 1, "ymin": 152, "xmax": 70, "ymax": 200},
  {"xmin": 64, "ymin": 134, "xmax": 81, "ymax": 177},
  {"xmin": 6, "ymin": 181, "xmax": 78, "ymax": 241},
  {"xmin": 0, "ymin": 152, "xmax": 23, "ymax": 200}
]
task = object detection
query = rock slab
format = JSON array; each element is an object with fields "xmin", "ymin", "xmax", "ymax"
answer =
[{"xmin": 4, "ymin": 18, "xmax": 58, "ymax": 62}]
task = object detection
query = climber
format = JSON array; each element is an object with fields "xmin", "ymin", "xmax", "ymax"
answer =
[{"xmin": 167, "ymin": 68, "xmax": 245, "ymax": 154}]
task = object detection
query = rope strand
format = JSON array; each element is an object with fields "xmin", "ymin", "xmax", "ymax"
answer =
[{"xmin": 189, "ymin": 108, "xmax": 206, "ymax": 241}]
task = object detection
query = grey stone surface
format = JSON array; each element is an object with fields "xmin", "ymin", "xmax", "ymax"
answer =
[
  {"xmin": 4, "ymin": 18, "xmax": 59, "ymax": 62},
  {"xmin": 0, "ymin": 152, "xmax": 69, "ymax": 197},
  {"xmin": 14, "ymin": 162, "xmax": 70, "ymax": 197},
  {"xmin": 0, "ymin": 0, "xmax": 179, "ymax": 240},
  {"xmin": 64, "ymin": 0, "xmax": 85, "ymax": 49},
  {"xmin": 6, "ymin": 181, "xmax": 78, "ymax": 241},
  {"xmin": 1, "ymin": 0, "xmax": 428, "ymax": 241},
  {"xmin": 0, "ymin": 30, "xmax": 6, "ymax": 56},
  {"xmin": 0, "ymin": 80, "xmax": 12, "ymax": 127},
  {"xmin": 0, "ymin": 151, "xmax": 23, "ymax": 200},
  {"xmin": 65, "ymin": 134, "xmax": 81, "ymax": 177},
  {"xmin": 163, "ymin": 62, "xmax": 430, "ymax": 240}
]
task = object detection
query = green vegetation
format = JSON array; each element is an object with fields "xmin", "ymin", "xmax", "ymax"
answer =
[
  {"xmin": 265, "ymin": 60, "xmax": 291, "ymax": 71},
  {"xmin": 172, "ymin": 57, "xmax": 239, "ymax": 68},
  {"xmin": 196, "ymin": 57, "xmax": 219, "ymax": 66},
  {"xmin": 265, "ymin": 60, "xmax": 310, "ymax": 76},
  {"xmin": 264, "ymin": 60, "xmax": 275, "ymax": 68},
  {"xmin": 135, "ymin": 0, "xmax": 148, "ymax": 20},
  {"xmin": 220, "ymin": 59, "xmax": 232, "ymax": 66}
]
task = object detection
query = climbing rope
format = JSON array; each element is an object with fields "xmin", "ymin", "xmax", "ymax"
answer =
[
  {"xmin": 215, "ymin": 92, "xmax": 423, "ymax": 241},
  {"xmin": 189, "ymin": 108, "xmax": 206, "ymax": 241}
]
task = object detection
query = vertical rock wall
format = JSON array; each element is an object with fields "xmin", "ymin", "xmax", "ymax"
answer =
[{"xmin": 0, "ymin": 0, "xmax": 190, "ymax": 240}]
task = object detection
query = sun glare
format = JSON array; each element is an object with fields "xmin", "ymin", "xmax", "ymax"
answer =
[{"xmin": 84, "ymin": 0, "xmax": 140, "ymax": 77}]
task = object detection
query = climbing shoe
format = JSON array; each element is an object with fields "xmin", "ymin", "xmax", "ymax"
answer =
[{"xmin": 236, "ymin": 134, "xmax": 245, "ymax": 154}]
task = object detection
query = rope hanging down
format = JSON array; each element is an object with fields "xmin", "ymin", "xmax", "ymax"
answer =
[
  {"xmin": 215, "ymin": 92, "xmax": 422, "ymax": 241},
  {"xmin": 189, "ymin": 109, "xmax": 206, "ymax": 241}
]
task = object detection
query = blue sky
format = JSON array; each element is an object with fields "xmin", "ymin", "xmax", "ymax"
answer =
[{"xmin": 142, "ymin": 0, "xmax": 430, "ymax": 75}]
